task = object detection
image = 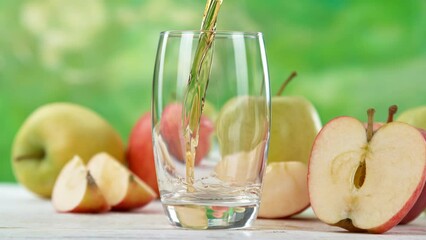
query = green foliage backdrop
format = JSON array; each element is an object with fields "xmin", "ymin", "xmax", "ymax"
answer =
[{"xmin": 1, "ymin": 0, "xmax": 426, "ymax": 182}]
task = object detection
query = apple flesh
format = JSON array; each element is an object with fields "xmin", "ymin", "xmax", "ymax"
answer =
[
  {"xmin": 87, "ymin": 152, "xmax": 156, "ymax": 211},
  {"xmin": 258, "ymin": 162, "xmax": 310, "ymax": 218},
  {"xmin": 52, "ymin": 156, "xmax": 110, "ymax": 213},
  {"xmin": 160, "ymin": 103, "xmax": 214, "ymax": 165},
  {"xmin": 127, "ymin": 112, "xmax": 159, "ymax": 195},
  {"xmin": 12, "ymin": 102, "xmax": 125, "ymax": 198},
  {"xmin": 309, "ymin": 115, "xmax": 426, "ymax": 233}
]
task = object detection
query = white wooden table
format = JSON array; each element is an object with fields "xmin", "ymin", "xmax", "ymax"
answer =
[{"xmin": 1, "ymin": 184, "xmax": 425, "ymax": 239}]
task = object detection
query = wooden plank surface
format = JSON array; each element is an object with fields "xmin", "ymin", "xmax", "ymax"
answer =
[{"xmin": 0, "ymin": 184, "xmax": 425, "ymax": 239}]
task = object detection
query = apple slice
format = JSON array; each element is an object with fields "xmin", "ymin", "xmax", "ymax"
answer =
[
  {"xmin": 309, "ymin": 109, "xmax": 426, "ymax": 233},
  {"xmin": 87, "ymin": 152, "xmax": 156, "ymax": 211},
  {"xmin": 52, "ymin": 156, "xmax": 110, "ymax": 213},
  {"xmin": 258, "ymin": 162, "xmax": 310, "ymax": 218}
]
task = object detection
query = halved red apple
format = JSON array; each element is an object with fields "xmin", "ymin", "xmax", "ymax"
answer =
[
  {"xmin": 309, "ymin": 109, "xmax": 426, "ymax": 233},
  {"xmin": 87, "ymin": 152, "xmax": 156, "ymax": 211},
  {"xmin": 52, "ymin": 156, "xmax": 110, "ymax": 213}
]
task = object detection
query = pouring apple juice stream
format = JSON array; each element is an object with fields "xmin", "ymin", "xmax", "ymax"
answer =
[{"xmin": 182, "ymin": 0, "xmax": 223, "ymax": 193}]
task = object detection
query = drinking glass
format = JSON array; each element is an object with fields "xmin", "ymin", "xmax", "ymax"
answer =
[{"xmin": 152, "ymin": 30, "xmax": 270, "ymax": 229}]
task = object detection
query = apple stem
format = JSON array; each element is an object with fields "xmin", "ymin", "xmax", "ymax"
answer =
[
  {"xmin": 276, "ymin": 71, "xmax": 297, "ymax": 96},
  {"xmin": 387, "ymin": 105, "xmax": 398, "ymax": 123},
  {"xmin": 367, "ymin": 108, "xmax": 375, "ymax": 142}
]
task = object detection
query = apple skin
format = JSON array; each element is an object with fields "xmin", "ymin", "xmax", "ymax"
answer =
[
  {"xmin": 160, "ymin": 103, "xmax": 214, "ymax": 165},
  {"xmin": 269, "ymin": 96, "xmax": 321, "ymax": 165},
  {"xmin": 308, "ymin": 117, "xmax": 426, "ymax": 234},
  {"xmin": 12, "ymin": 103, "xmax": 126, "ymax": 198},
  {"xmin": 127, "ymin": 112, "xmax": 159, "ymax": 196}
]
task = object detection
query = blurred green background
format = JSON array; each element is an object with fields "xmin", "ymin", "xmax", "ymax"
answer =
[{"xmin": 1, "ymin": 0, "xmax": 426, "ymax": 182}]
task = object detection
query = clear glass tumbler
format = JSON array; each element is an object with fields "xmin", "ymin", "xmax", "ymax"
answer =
[{"xmin": 152, "ymin": 30, "xmax": 270, "ymax": 229}]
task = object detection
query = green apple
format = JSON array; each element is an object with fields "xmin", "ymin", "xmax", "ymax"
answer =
[
  {"xmin": 269, "ymin": 72, "xmax": 322, "ymax": 165},
  {"xmin": 12, "ymin": 102, "xmax": 126, "ymax": 198},
  {"xmin": 397, "ymin": 106, "xmax": 426, "ymax": 130},
  {"xmin": 215, "ymin": 96, "xmax": 268, "ymax": 156}
]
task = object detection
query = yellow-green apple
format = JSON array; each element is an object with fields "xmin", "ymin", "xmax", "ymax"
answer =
[
  {"xmin": 87, "ymin": 152, "xmax": 156, "ymax": 211},
  {"xmin": 269, "ymin": 72, "xmax": 321, "ymax": 165},
  {"xmin": 160, "ymin": 103, "xmax": 214, "ymax": 165},
  {"xmin": 397, "ymin": 106, "xmax": 426, "ymax": 130},
  {"xmin": 12, "ymin": 103, "xmax": 126, "ymax": 198},
  {"xmin": 215, "ymin": 96, "xmax": 268, "ymax": 156},
  {"xmin": 52, "ymin": 156, "xmax": 110, "ymax": 213},
  {"xmin": 254, "ymin": 72, "xmax": 317, "ymax": 219},
  {"xmin": 308, "ymin": 108, "xmax": 426, "ymax": 233},
  {"xmin": 127, "ymin": 112, "xmax": 159, "ymax": 195},
  {"xmin": 258, "ymin": 162, "xmax": 310, "ymax": 218}
]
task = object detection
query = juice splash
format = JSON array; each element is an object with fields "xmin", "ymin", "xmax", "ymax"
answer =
[{"xmin": 182, "ymin": 0, "xmax": 223, "ymax": 192}]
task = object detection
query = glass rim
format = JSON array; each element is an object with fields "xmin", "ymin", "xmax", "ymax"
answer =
[{"xmin": 160, "ymin": 30, "xmax": 263, "ymax": 38}]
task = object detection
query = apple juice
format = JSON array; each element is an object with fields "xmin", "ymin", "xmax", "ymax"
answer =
[{"xmin": 182, "ymin": 0, "xmax": 223, "ymax": 193}]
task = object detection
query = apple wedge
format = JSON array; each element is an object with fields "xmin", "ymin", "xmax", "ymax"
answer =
[
  {"xmin": 87, "ymin": 153, "xmax": 156, "ymax": 211},
  {"xmin": 258, "ymin": 162, "xmax": 310, "ymax": 218},
  {"xmin": 309, "ymin": 109, "xmax": 426, "ymax": 233},
  {"xmin": 52, "ymin": 156, "xmax": 110, "ymax": 213}
]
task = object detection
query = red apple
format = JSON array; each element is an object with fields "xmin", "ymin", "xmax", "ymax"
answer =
[
  {"xmin": 309, "ymin": 108, "xmax": 426, "ymax": 233},
  {"xmin": 160, "ymin": 103, "xmax": 214, "ymax": 165},
  {"xmin": 127, "ymin": 112, "xmax": 159, "ymax": 195}
]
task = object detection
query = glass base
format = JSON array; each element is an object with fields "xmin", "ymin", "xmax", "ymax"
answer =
[{"xmin": 163, "ymin": 203, "xmax": 258, "ymax": 229}]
